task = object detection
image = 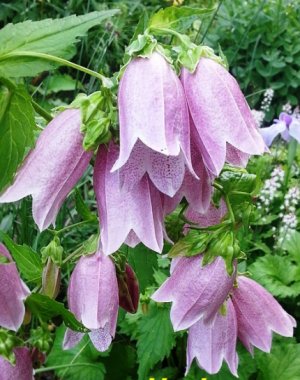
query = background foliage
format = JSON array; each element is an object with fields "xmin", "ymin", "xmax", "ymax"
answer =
[{"xmin": 0, "ymin": 0, "xmax": 299, "ymax": 379}]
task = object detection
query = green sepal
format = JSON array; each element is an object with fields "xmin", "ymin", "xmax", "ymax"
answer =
[{"xmin": 41, "ymin": 237, "xmax": 63, "ymax": 267}]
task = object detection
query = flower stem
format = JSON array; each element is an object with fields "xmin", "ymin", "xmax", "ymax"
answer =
[
  {"xmin": 0, "ymin": 51, "xmax": 113, "ymax": 88},
  {"xmin": 48, "ymin": 220, "xmax": 95, "ymax": 236},
  {"xmin": 31, "ymin": 100, "xmax": 52, "ymax": 122}
]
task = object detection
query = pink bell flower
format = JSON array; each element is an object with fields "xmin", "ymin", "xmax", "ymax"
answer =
[
  {"xmin": 0, "ymin": 110, "xmax": 93, "ymax": 231},
  {"xmin": 94, "ymin": 142, "xmax": 165, "ymax": 255},
  {"xmin": 0, "ymin": 347, "xmax": 34, "ymax": 380},
  {"xmin": 111, "ymin": 52, "xmax": 196, "ymax": 197},
  {"xmin": 181, "ymin": 58, "xmax": 266, "ymax": 175},
  {"xmin": 0, "ymin": 243, "xmax": 30, "ymax": 331},
  {"xmin": 63, "ymin": 251, "xmax": 119, "ymax": 352}
]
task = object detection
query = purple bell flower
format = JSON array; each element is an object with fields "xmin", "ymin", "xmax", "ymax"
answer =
[{"xmin": 0, "ymin": 347, "xmax": 33, "ymax": 380}]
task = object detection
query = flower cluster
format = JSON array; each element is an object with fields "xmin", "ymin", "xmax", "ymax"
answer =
[
  {"xmin": 152, "ymin": 206, "xmax": 296, "ymax": 376},
  {"xmin": 258, "ymin": 166, "xmax": 285, "ymax": 213},
  {"xmin": 0, "ymin": 50, "xmax": 272, "ymax": 372},
  {"xmin": 251, "ymin": 88, "xmax": 274, "ymax": 127},
  {"xmin": 277, "ymin": 186, "xmax": 300, "ymax": 245}
]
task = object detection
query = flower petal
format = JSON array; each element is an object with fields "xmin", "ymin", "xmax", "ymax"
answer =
[
  {"xmin": 0, "ymin": 109, "xmax": 92, "ymax": 231},
  {"xmin": 260, "ymin": 121, "xmax": 286, "ymax": 146},
  {"xmin": 0, "ymin": 347, "xmax": 33, "ymax": 380},
  {"xmin": 0, "ymin": 244, "xmax": 30, "ymax": 331},
  {"xmin": 94, "ymin": 143, "xmax": 165, "ymax": 254},
  {"xmin": 186, "ymin": 298, "xmax": 238, "ymax": 377},
  {"xmin": 152, "ymin": 255, "xmax": 236, "ymax": 331},
  {"xmin": 232, "ymin": 276, "xmax": 296, "ymax": 354},
  {"xmin": 181, "ymin": 58, "xmax": 266, "ymax": 175},
  {"xmin": 288, "ymin": 118, "xmax": 300, "ymax": 143},
  {"xmin": 63, "ymin": 329, "xmax": 84, "ymax": 350}
]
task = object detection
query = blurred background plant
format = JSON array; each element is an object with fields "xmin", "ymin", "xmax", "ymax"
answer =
[{"xmin": 0, "ymin": 0, "xmax": 300, "ymax": 379}]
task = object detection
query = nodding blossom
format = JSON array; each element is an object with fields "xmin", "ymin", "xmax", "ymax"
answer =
[
  {"xmin": 0, "ymin": 243, "xmax": 30, "ymax": 331},
  {"xmin": 0, "ymin": 110, "xmax": 92, "ymax": 231},
  {"xmin": 63, "ymin": 251, "xmax": 119, "ymax": 352},
  {"xmin": 260, "ymin": 112, "xmax": 300, "ymax": 146},
  {"xmin": 112, "ymin": 52, "xmax": 196, "ymax": 197},
  {"xmin": 185, "ymin": 275, "xmax": 295, "ymax": 376},
  {"xmin": 181, "ymin": 58, "xmax": 266, "ymax": 175}
]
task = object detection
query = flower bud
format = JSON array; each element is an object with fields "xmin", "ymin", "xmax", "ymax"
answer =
[
  {"xmin": 42, "ymin": 258, "xmax": 61, "ymax": 299},
  {"xmin": 117, "ymin": 264, "xmax": 139, "ymax": 313}
]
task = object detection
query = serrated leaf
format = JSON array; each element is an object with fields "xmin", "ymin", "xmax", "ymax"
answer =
[
  {"xmin": 256, "ymin": 338, "xmax": 300, "ymax": 380},
  {"xmin": 0, "ymin": 84, "xmax": 35, "ymax": 192},
  {"xmin": 25, "ymin": 293, "xmax": 87, "ymax": 332},
  {"xmin": 46, "ymin": 325, "xmax": 105, "ymax": 380},
  {"xmin": 127, "ymin": 245, "xmax": 158, "ymax": 292},
  {"xmin": 0, "ymin": 10, "xmax": 119, "ymax": 77},
  {"xmin": 149, "ymin": 6, "xmax": 215, "ymax": 33},
  {"xmin": 249, "ymin": 255, "xmax": 300, "ymax": 298},
  {"xmin": 0, "ymin": 231, "xmax": 42, "ymax": 284},
  {"xmin": 137, "ymin": 302, "xmax": 176, "ymax": 379}
]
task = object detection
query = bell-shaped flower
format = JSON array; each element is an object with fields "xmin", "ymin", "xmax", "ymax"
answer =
[
  {"xmin": 0, "ymin": 347, "xmax": 34, "ymax": 380},
  {"xmin": 151, "ymin": 255, "xmax": 236, "ymax": 331},
  {"xmin": 163, "ymin": 135, "xmax": 214, "ymax": 215},
  {"xmin": 0, "ymin": 109, "xmax": 93, "ymax": 231},
  {"xmin": 181, "ymin": 58, "xmax": 266, "ymax": 175},
  {"xmin": 186, "ymin": 298, "xmax": 238, "ymax": 377},
  {"xmin": 94, "ymin": 142, "xmax": 165, "ymax": 255},
  {"xmin": 63, "ymin": 250, "xmax": 119, "ymax": 352},
  {"xmin": 232, "ymin": 276, "xmax": 296, "ymax": 354},
  {"xmin": 0, "ymin": 243, "xmax": 30, "ymax": 331},
  {"xmin": 260, "ymin": 112, "xmax": 300, "ymax": 146},
  {"xmin": 111, "ymin": 52, "xmax": 196, "ymax": 197}
]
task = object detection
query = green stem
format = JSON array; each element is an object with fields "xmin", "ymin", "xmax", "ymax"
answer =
[
  {"xmin": 34, "ymin": 363, "xmax": 99, "ymax": 374},
  {"xmin": 49, "ymin": 220, "xmax": 94, "ymax": 236},
  {"xmin": 31, "ymin": 100, "xmax": 52, "ymax": 122},
  {"xmin": 149, "ymin": 27, "xmax": 191, "ymax": 48},
  {"xmin": 283, "ymin": 138, "xmax": 298, "ymax": 192},
  {"xmin": 0, "ymin": 51, "xmax": 112, "ymax": 87}
]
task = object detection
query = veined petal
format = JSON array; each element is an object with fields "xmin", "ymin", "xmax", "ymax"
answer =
[
  {"xmin": 186, "ymin": 299, "xmax": 238, "ymax": 377},
  {"xmin": 151, "ymin": 255, "xmax": 236, "ymax": 331},
  {"xmin": 289, "ymin": 118, "xmax": 300, "ymax": 143},
  {"xmin": 63, "ymin": 329, "xmax": 84, "ymax": 350},
  {"xmin": 94, "ymin": 143, "xmax": 165, "ymax": 254},
  {"xmin": 66, "ymin": 251, "xmax": 119, "ymax": 352},
  {"xmin": 232, "ymin": 276, "xmax": 296, "ymax": 354},
  {"xmin": 113, "ymin": 52, "xmax": 192, "ymax": 171},
  {"xmin": 0, "ymin": 243, "xmax": 30, "ymax": 331},
  {"xmin": 0, "ymin": 109, "xmax": 92, "ymax": 231},
  {"xmin": 260, "ymin": 121, "xmax": 286, "ymax": 146},
  {"xmin": 181, "ymin": 58, "xmax": 266, "ymax": 175},
  {"xmin": 0, "ymin": 347, "xmax": 33, "ymax": 380}
]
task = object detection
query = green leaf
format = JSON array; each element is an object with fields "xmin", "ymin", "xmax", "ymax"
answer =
[
  {"xmin": 249, "ymin": 255, "xmax": 300, "ymax": 298},
  {"xmin": 282, "ymin": 230, "xmax": 300, "ymax": 264},
  {"xmin": 217, "ymin": 167, "xmax": 258, "ymax": 195},
  {"xmin": 46, "ymin": 325, "xmax": 106, "ymax": 380},
  {"xmin": 137, "ymin": 302, "xmax": 176, "ymax": 379},
  {"xmin": 25, "ymin": 293, "xmax": 87, "ymax": 332},
  {"xmin": 256, "ymin": 338, "xmax": 300, "ymax": 380},
  {"xmin": 43, "ymin": 74, "xmax": 81, "ymax": 94},
  {"xmin": 127, "ymin": 245, "xmax": 158, "ymax": 292},
  {"xmin": 0, "ymin": 83, "xmax": 35, "ymax": 192},
  {"xmin": 74, "ymin": 189, "xmax": 97, "ymax": 221},
  {"xmin": 101, "ymin": 343, "xmax": 136, "ymax": 380},
  {"xmin": 0, "ymin": 10, "xmax": 119, "ymax": 77},
  {"xmin": 149, "ymin": 6, "xmax": 215, "ymax": 33},
  {"xmin": 0, "ymin": 231, "xmax": 43, "ymax": 284}
]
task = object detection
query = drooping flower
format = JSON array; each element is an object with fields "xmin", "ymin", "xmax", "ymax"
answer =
[
  {"xmin": 94, "ymin": 142, "xmax": 165, "ymax": 255},
  {"xmin": 63, "ymin": 251, "xmax": 119, "ymax": 352},
  {"xmin": 184, "ymin": 275, "xmax": 296, "ymax": 377},
  {"xmin": 186, "ymin": 298, "xmax": 238, "ymax": 376},
  {"xmin": 151, "ymin": 255, "xmax": 236, "ymax": 331},
  {"xmin": 232, "ymin": 276, "xmax": 296, "ymax": 354},
  {"xmin": 0, "ymin": 243, "xmax": 30, "ymax": 331},
  {"xmin": 0, "ymin": 109, "xmax": 93, "ymax": 231},
  {"xmin": 111, "ymin": 52, "xmax": 196, "ymax": 197},
  {"xmin": 260, "ymin": 112, "xmax": 300, "ymax": 146},
  {"xmin": 0, "ymin": 347, "xmax": 34, "ymax": 380},
  {"xmin": 181, "ymin": 58, "xmax": 266, "ymax": 175}
]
